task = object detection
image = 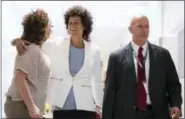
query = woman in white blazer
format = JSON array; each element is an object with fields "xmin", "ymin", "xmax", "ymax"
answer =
[{"xmin": 12, "ymin": 5, "xmax": 103, "ymax": 119}]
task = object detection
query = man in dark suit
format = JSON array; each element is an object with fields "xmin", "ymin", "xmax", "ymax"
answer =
[{"xmin": 102, "ymin": 14, "xmax": 182, "ymax": 119}]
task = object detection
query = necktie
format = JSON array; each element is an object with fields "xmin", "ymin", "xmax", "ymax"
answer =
[{"xmin": 136, "ymin": 47, "xmax": 147, "ymax": 110}]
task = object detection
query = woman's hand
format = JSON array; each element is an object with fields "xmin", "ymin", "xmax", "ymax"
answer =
[{"xmin": 28, "ymin": 104, "xmax": 42, "ymax": 118}]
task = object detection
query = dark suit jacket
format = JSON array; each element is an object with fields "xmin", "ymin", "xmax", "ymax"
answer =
[{"xmin": 102, "ymin": 42, "xmax": 182, "ymax": 119}]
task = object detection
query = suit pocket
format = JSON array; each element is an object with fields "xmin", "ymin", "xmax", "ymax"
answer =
[{"xmin": 81, "ymin": 84, "xmax": 92, "ymax": 88}]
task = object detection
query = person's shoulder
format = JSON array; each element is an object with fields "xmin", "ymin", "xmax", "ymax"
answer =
[
  {"xmin": 43, "ymin": 36, "xmax": 66, "ymax": 46},
  {"xmin": 110, "ymin": 44, "xmax": 129, "ymax": 58},
  {"xmin": 26, "ymin": 44, "xmax": 40, "ymax": 54},
  {"xmin": 88, "ymin": 41, "xmax": 100, "ymax": 52},
  {"xmin": 16, "ymin": 44, "xmax": 40, "ymax": 60},
  {"xmin": 149, "ymin": 43, "xmax": 170, "ymax": 54},
  {"xmin": 42, "ymin": 36, "xmax": 67, "ymax": 52}
]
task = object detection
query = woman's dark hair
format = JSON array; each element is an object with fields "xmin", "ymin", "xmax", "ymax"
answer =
[
  {"xmin": 21, "ymin": 9, "xmax": 50, "ymax": 45},
  {"xmin": 64, "ymin": 5, "xmax": 93, "ymax": 41}
]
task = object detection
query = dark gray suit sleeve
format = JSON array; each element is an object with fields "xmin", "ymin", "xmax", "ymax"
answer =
[
  {"xmin": 102, "ymin": 53, "xmax": 117, "ymax": 119},
  {"xmin": 165, "ymin": 50, "xmax": 182, "ymax": 110}
]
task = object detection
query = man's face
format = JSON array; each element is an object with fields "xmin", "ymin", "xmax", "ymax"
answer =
[{"xmin": 129, "ymin": 16, "xmax": 149, "ymax": 41}]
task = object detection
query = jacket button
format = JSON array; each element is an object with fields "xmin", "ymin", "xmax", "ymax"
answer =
[{"xmin": 133, "ymin": 106, "xmax": 136, "ymax": 110}]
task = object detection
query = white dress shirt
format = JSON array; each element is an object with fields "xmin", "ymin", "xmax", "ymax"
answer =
[{"xmin": 131, "ymin": 41, "xmax": 151, "ymax": 104}]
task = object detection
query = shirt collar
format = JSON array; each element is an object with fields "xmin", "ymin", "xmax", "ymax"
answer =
[{"xmin": 131, "ymin": 40, "xmax": 148, "ymax": 55}]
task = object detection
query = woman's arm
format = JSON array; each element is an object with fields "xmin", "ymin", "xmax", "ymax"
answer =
[
  {"xmin": 11, "ymin": 38, "xmax": 31, "ymax": 55},
  {"xmin": 91, "ymin": 49, "xmax": 103, "ymax": 109},
  {"xmin": 15, "ymin": 70, "xmax": 36, "ymax": 111},
  {"xmin": 14, "ymin": 45, "xmax": 41, "ymax": 118},
  {"xmin": 11, "ymin": 38, "xmax": 16, "ymax": 46}
]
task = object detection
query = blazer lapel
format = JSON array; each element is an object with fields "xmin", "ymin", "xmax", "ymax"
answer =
[
  {"xmin": 148, "ymin": 42, "xmax": 158, "ymax": 94},
  {"xmin": 121, "ymin": 42, "xmax": 137, "ymax": 84},
  {"xmin": 59, "ymin": 39, "xmax": 72, "ymax": 78},
  {"xmin": 59, "ymin": 39, "xmax": 91, "ymax": 78},
  {"xmin": 75, "ymin": 41, "xmax": 91, "ymax": 77}
]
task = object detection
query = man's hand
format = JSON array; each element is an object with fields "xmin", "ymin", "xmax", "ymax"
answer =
[
  {"xmin": 170, "ymin": 107, "xmax": 181, "ymax": 119},
  {"xmin": 13, "ymin": 38, "xmax": 31, "ymax": 55}
]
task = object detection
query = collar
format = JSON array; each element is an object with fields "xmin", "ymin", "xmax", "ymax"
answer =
[{"xmin": 131, "ymin": 40, "xmax": 148, "ymax": 55}]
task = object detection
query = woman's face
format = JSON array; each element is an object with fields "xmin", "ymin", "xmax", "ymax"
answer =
[{"xmin": 67, "ymin": 16, "xmax": 84, "ymax": 38}]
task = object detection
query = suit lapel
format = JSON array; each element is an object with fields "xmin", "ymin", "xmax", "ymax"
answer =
[
  {"xmin": 121, "ymin": 42, "xmax": 137, "ymax": 84},
  {"xmin": 122, "ymin": 42, "xmax": 158, "ymax": 88},
  {"xmin": 148, "ymin": 42, "xmax": 157, "ymax": 95}
]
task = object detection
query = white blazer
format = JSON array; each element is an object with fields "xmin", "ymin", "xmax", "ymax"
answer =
[{"xmin": 44, "ymin": 38, "xmax": 103, "ymax": 112}]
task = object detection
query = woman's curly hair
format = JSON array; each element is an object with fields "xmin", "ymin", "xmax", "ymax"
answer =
[
  {"xmin": 64, "ymin": 5, "xmax": 93, "ymax": 41},
  {"xmin": 21, "ymin": 9, "xmax": 50, "ymax": 45}
]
